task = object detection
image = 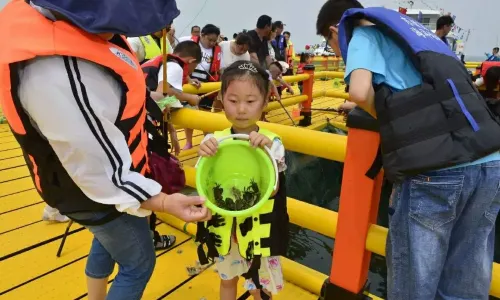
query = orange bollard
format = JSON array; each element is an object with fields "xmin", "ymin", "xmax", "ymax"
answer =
[
  {"xmin": 320, "ymin": 108, "xmax": 384, "ymax": 299},
  {"xmin": 299, "ymin": 64, "xmax": 315, "ymax": 126}
]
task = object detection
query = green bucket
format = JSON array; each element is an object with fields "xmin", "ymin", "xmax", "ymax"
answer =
[{"xmin": 196, "ymin": 134, "xmax": 278, "ymax": 217}]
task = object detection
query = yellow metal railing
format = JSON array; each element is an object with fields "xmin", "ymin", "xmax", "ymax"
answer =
[{"xmin": 162, "ymin": 66, "xmax": 500, "ymax": 299}]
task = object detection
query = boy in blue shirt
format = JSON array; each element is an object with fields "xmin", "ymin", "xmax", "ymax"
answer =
[{"xmin": 317, "ymin": 1, "xmax": 500, "ymax": 299}]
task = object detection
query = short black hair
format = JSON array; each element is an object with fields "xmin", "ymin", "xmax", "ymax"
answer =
[
  {"xmin": 191, "ymin": 25, "xmax": 200, "ymax": 32},
  {"xmin": 201, "ymin": 24, "xmax": 220, "ymax": 36},
  {"xmin": 494, "ymin": 47, "xmax": 499, "ymax": 52},
  {"xmin": 436, "ymin": 16, "xmax": 454, "ymax": 30},
  {"xmin": 173, "ymin": 41, "xmax": 202, "ymax": 62},
  {"xmin": 316, "ymin": 0, "xmax": 363, "ymax": 37},
  {"xmin": 270, "ymin": 61, "xmax": 283, "ymax": 72},
  {"xmin": 273, "ymin": 21, "xmax": 284, "ymax": 29},
  {"xmin": 257, "ymin": 15, "xmax": 272, "ymax": 29},
  {"xmin": 233, "ymin": 33, "xmax": 238, "ymax": 39},
  {"xmin": 283, "ymin": 31, "xmax": 291, "ymax": 36},
  {"xmin": 235, "ymin": 32, "xmax": 251, "ymax": 46}
]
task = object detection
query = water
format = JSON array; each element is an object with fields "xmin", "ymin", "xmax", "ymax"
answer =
[{"xmin": 283, "ymin": 125, "xmax": 500, "ymax": 299}]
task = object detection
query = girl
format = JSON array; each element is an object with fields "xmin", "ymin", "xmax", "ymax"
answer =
[
  {"xmin": 197, "ymin": 60, "xmax": 289, "ymax": 300},
  {"xmin": 297, "ymin": 52, "xmax": 313, "ymax": 94}
]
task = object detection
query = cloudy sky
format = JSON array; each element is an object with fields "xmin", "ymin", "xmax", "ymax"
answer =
[{"xmin": 1, "ymin": 0, "xmax": 494, "ymax": 58}]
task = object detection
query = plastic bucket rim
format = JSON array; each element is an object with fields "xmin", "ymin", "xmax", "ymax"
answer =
[{"xmin": 195, "ymin": 138, "xmax": 278, "ymax": 217}]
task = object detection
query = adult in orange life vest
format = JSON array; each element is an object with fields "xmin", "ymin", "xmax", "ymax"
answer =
[{"xmin": 0, "ymin": 1, "xmax": 211, "ymax": 299}]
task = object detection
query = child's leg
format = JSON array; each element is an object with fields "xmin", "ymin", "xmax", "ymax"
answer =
[
  {"xmin": 249, "ymin": 289, "xmax": 272, "ymax": 300},
  {"xmin": 183, "ymin": 128, "xmax": 193, "ymax": 150},
  {"xmin": 220, "ymin": 277, "xmax": 239, "ymax": 300}
]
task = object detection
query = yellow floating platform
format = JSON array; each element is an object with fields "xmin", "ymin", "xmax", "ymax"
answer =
[{"xmin": 0, "ymin": 80, "xmax": 346, "ymax": 299}]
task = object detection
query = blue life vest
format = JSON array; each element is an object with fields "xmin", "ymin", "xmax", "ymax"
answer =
[
  {"xmin": 339, "ymin": 7, "xmax": 500, "ymax": 182},
  {"xmin": 272, "ymin": 35, "xmax": 286, "ymax": 60}
]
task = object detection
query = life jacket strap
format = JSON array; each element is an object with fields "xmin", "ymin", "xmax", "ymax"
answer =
[{"xmin": 365, "ymin": 144, "xmax": 383, "ymax": 179}]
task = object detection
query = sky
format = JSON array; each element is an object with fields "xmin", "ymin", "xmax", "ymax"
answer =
[{"xmin": 1, "ymin": 0, "xmax": 495, "ymax": 59}]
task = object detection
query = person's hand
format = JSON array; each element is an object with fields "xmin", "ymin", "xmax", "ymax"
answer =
[
  {"xmin": 198, "ymin": 137, "xmax": 218, "ymax": 157},
  {"xmin": 249, "ymin": 131, "xmax": 272, "ymax": 148},
  {"xmin": 286, "ymin": 86, "xmax": 294, "ymax": 95},
  {"xmin": 338, "ymin": 101, "xmax": 357, "ymax": 112},
  {"xmin": 164, "ymin": 193, "xmax": 212, "ymax": 222},
  {"xmin": 189, "ymin": 78, "xmax": 201, "ymax": 89}
]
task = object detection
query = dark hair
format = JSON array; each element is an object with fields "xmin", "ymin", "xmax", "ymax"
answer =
[
  {"xmin": 173, "ymin": 41, "xmax": 202, "ymax": 63},
  {"xmin": 436, "ymin": 16, "xmax": 454, "ymax": 30},
  {"xmin": 494, "ymin": 47, "xmax": 499, "ymax": 52},
  {"xmin": 270, "ymin": 61, "xmax": 283, "ymax": 73},
  {"xmin": 233, "ymin": 33, "xmax": 238, "ymax": 39},
  {"xmin": 484, "ymin": 67, "xmax": 500, "ymax": 98},
  {"xmin": 221, "ymin": 60, "xmax": 270, "ymax": 99},
  {"xmin": 235, "ymin": 32, "xmax": 251, "ymax": 46},
  {"xmin": 256, "ymin": 15, "xmax": 272, "ymax": 29},
  {"xmin": 283, "ymin": 31, "xmax": 291, "ymax": 36},
  {"xmin": 271, "ymin": 23, "xmax": 278, "ymax": 32},
  {"xmin": 300, "ymin": 52, "xmax": 311, "ymax": 63},
  {"xmin": 191, "ymin": 25, "xmax": 200, "ymax": 32},
  {"xmin": 316, "ymin": 0, "xmax": 363, "ymax": 37},
  {"xmin": 273, "ymin": 21, "xmax": 284, "ymax": 29},
  {"xmin": 201, "ymin": 24, "xmax": 220, "ymax": 36}
]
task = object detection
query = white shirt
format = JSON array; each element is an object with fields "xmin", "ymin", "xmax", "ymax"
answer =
[
  {"xmin": 157, "ymin": 62, "xmax": 184, "ymax": 91},
  {"xmin": 219, "ymin": 41, "xmax": 250, "ymax": 70},
  {"xmin": 179, "ymin": 36, "xmax": 213, "ymax": 81},
  {"xmin": 18, "ymin": 56, "xmax": 162, "ymax": 217}
]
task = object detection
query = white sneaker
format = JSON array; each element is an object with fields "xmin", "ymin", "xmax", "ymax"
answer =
[{"xmin": 42, "ymin": 205, "xmax": 70, "ymax": 223}]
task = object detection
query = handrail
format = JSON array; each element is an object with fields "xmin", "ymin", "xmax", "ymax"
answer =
[
  {"xmin": 170, "ymin": 108, "xmax": 347, "ymax": 162},
  {"xmin": 182, "ymin": 74, "xmax": 311, "ymax": 94},
  {"xmin": 156, "ymin": 165, "xmax": 500, "ymax": 298}
]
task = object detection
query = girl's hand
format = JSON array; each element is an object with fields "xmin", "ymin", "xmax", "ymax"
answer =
[
  {"xmin": 249, "ymin": 131, "xmax": 272, "ymax": 148},
  {"xmin": 198, "ymin": 137, "xmax": 218, "ymax": 157}
]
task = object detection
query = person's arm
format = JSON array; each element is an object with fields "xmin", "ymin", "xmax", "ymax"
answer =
[
  {"xmin": 248, "ymin": 35, "xmax": 260, "ymax": 65},
  {"xmin": 344, "ymin": 28, "xmax": 387, "ymax": 118},
  {"xmin": 127, "ymin": 37, "xmax": 145, "ymax": 62},
  {"xmin": 156, "ymin": 63, "xmax": 200, "ymax": 105},
  {"xmin": 269, "ymin": 137, "xmax": 286, "ymax": 196},
  {"xmin": 19, "ymin": 56, "xmax": 162, "ymax": 216}
]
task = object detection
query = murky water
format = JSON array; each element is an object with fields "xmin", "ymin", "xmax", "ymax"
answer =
[{"xmin": 284, "ymin": 127, "xmax": 500, "ymax": 299}]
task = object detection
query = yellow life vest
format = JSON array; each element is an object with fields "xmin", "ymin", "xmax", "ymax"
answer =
[
  {"xmin": 196, "ymin": 127, "xmax": 289, "ymax": 264},
  {"xmin": 139, "ymin": 35, "xmax": 172, "ymax": 60}
]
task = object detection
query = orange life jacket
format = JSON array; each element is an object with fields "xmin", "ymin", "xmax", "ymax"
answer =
[
  {"xmin": 141, "ymin": 54, "xmax": 190, "ymax": 91},
  {"xmin": 0, "ymin": 0, "xmax": 149, "ymax": 219},
  {"xmin": 191, "ymin": 35, "xmax": 221, "ymax": 82},
  {"xmin": 480, "ymin": 61, "xmax": 500, "ymax": 78}
]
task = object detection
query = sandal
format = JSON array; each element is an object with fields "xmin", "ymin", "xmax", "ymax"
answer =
[{"xmin": 154, "ymin": 234, "xmax": 176, "ymax": 251}]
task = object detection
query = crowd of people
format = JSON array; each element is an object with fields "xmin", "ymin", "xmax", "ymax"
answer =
[{"xmin": 0, "ymin": 0, "xmax": 499, "ymax": 300}]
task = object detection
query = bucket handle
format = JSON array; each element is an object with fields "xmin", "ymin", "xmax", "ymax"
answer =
[{"xmin": 216, "ymin": 134, "xmax": 279, "ymax": 191}]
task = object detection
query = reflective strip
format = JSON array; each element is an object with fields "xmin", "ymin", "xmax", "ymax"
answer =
[{"xmin": 446, "ymin": 79, "xmax": 480, "ymax": 132}]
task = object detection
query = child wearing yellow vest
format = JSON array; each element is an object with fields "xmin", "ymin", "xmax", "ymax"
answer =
[{"xmin": 198, "ymin": 60, "xmax": 289, "ymax": 300}]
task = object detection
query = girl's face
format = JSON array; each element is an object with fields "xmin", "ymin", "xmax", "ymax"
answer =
[{"xmin": 223, "ymin": 79, "xmax": 267, "ymax": 132}]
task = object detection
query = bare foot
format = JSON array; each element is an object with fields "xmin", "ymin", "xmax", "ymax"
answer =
[{"xmin": 182, "ymin": 143, "xmax": 193, "ymax": 150}]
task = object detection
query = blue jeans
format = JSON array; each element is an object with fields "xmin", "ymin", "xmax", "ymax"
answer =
[
  {"xmin": 386, "ymin": 161, "xmax": 500, "ymax": 300},
  {"xmin": 66, "ymin": 212, "xmax": 156, "ymax": 300}
]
